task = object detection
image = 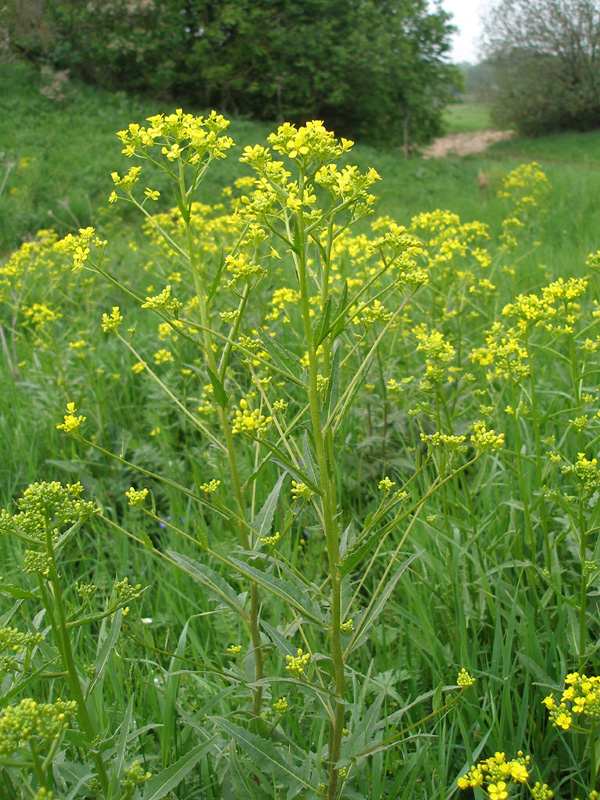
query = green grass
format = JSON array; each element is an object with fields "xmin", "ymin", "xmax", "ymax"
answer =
[
  {"xmin": 442, "ymin": 102, "xmax": 492, "ymax": 134},
  {"xmin": 3, "ymin": 58, "xmax": 600, "ymax": 800}
]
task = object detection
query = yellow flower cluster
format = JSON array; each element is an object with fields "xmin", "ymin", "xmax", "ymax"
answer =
[
  {"xmin": 141, "ymin": 285, "xmax": 183, "ymax": 315},
  {"xmin": 125, "ymin": 487, "xmax": 149, "ymax": 507},
  {"xmin": 470, "ymin": 421, "xmax": 505, "ymax": 452},
  {"xmin": 421, "ymin": 432, "xmax": 468, "ymax": 453},
  {"xmin": 101, "ymin": 306, "xmax": 123, "ymax": 333},
  {"xmin": 266, "ymin": 120, "xmax": 354, "ymax": 164},
  {"xmin": 470, "ymin": 322, "xmax": 530, "ymax": 381},
  {"xmin": 58, "ymin": 226, "xmax": 101, "ymax": 272},
  {"xmin": 378, "ymin": 477, "xmax": 396, "ymax": 492},
  {"xmin": 56, "ymin": 401, "xmax": 86, "ymax": 435},
  {"xmin": 456, "ymin": 668, "xmax": 475, "ymax": 687},
  {"xmin": 543, "ymin": 672, "xmax": 600, "ymax": 730},
  {"xmin": 199, "ymin": 479, "xmax": 220, "ymax": 494},
  {"xmin": 562, "ymin": 453, "xmax": 600, "ymax": 493},
  {"xmin": 285, "ymin": 648, "xmax": 311, "ymax": 677},
  {"xmin": 291, "ymin": 481, "xmax": 315, "ymax": 501},
  {"xmin": 231, "ymin": 398, "xmax": 272, "ymax": 437},
  {"xmin": 458, "ymin": 751, "xmax": 531, "ymax": 795},
  {"xmin": 273, "ymin": 697, "xmax": 289, "ymax": 713},
  {"xmin": 0, "ymin": 698, "xmax": 77, "ymax": 757},
  {"xmin": 225, "ymin": 253, "xmax": 264, "ymax": 286},
  {"xmin": 260, "ymin": 532, "xmax": 281, "ymax": 547},
  {"xmin": 116, "ymin": 109, "xmax": 234, "ymax": 165}
]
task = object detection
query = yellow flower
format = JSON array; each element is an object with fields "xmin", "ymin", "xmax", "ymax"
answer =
[{"xmin": 488, "ymin": 781, "xmax": 508, "ymax": 800}]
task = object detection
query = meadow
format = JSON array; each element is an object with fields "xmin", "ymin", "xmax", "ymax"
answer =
[{"xmin": 2, "ymin": 60, "xmax": 600, "ymax": 800}]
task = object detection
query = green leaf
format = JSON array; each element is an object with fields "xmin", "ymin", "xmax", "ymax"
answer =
[
  {"xmin": 142, "ymin": 739, "xmax": 216, "ymax": 800},
  {"xmin": 114, "ymin": 696, "xmax": 134, "ymax": 786},
  {"xmin": 162, "ymin": 620, "xmax": 189, "ymax": 766},
  {"xmin": 206, "ymin": 365, "xmax": 229, "ymax": 409},
  {"xmin": 167, "ymin": 552, "xmax": 248, "ymax": 618},
  {"xmin": 350, "ymin": 551, "xmax": 422, "ymax": 650},
  {"xmin": 340, "ymin": 518, "xmax": 399, "ymax": 578},
  {"xmin": 252, "ymin": 472, "xmax": 286, "ymax": 539},
  {"xmin": 432, "ymin": 681, "xmax": 443, "ymax": 712},
  {"xmin": 256, "ymin": 325, "xmax": 302, "ymax": 379},
  {"xmin": 213, "ymin": 719, "xmax": 315, "ymax": 799},
  {"xmin": 313, "ymin": 293, "xmax": 333, "ymax": 346},
  {"xmin": 227, "ymin": 741, "xmax": 263, "ymax": 799},
  {"xmin": 320, "ymin": 340, "xmax": 342, "ymax": 427},
  {"xmin": 208, "ymin": 250, "xmax": 227, "ymax": 302},
  {"xmin": 330, "ymin": 280, "xmax": 349, "ymax": 339},
  {"xmin": 260, "ymin": 620, "xmax": 297, "ymax": 657},
  {"xmin": 88, "ymin": 609, "xmax": 122, "ymax": 694},
  {"xmin": 0, "ymin": 583, "xmax": 40, "ymax": 601},
  {"xmin": 228, "ymin": 558, "xmax": 324, "ymax": 625},
  {"xmin": 301, "ymin": 430, "xmax": 319, "ymax": 487},
  {"xmin": 194, "ymin": 522, "xmax": 209, "ymax": 550}
]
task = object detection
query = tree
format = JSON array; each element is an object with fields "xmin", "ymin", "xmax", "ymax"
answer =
[
  {"xmin": 4, "ymin": 0, "xmax": 460, "ymax": 148},
  {"xmin": 482, "ymin": 0, "xmax": 600, "ymax": 135}
]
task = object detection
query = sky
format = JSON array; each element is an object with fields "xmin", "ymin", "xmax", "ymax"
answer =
[{"xmin": 437, "ymin": 0, "xmax": 496, "ymax": 64}]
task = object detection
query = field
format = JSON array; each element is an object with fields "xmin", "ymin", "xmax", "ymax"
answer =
[
  {"xmin": 2, "ymin": 60, "xmax": 600, "ymax": 800},
  {"xmin": 442, "ymin": 103, "xmax": 492, "ymax": 134}
]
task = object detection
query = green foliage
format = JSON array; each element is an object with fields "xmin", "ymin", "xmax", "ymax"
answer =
[
  {"xmin": 3, "ymin": 0, "xmax": 460, "ymax": 148},
  {"xmin": 5, "ymin": 64, "xmax": 600, "ymax": 800},
  {"xmin": 482, "ymin": 0, "xmax": 600, "ymax": 136}
]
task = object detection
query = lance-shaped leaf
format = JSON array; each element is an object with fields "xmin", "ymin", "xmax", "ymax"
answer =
[
  {"xmin": 348, "ymin": 551, "xmax": 422, "ymax": 651},
  {"xmin": 87, "ymin": 609, "xmax": 122, "ymax": 695},
  {"xmin": 252, "ymin": 472, "xmax": 286, "ymax": 539},
  {"xmin": 313, "ymin": 292, "xmax": 333, "ymax": 347},
  {"xmin": 228, "ymin": 558, "xmax": 324, "ymax": 625},
  {"xmin": 213, "ymin": 718, "xmax": 316, "ymax": 799},
  {"xmin": 206, "ymin": 365, "xmax": 229, "ymax": 409},
  {"xmin": 142, "ymin": 739, "xmax": 216, "ymax": 800},
  {"xmin": 167, "ymin": 552, "xmax": 248, "ymax": 618},
  {"xmin": 256, "ymin": 325, "xmax": 303, "ymax": 379}
]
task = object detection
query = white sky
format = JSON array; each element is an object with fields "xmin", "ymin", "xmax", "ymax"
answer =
[{"xmin": 436, "ymin": 0, "xmax": 496, "ymax": 64}]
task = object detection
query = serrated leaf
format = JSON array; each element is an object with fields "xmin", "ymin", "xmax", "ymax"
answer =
[
  {"xmin": 206, "ymin": 365, "xmax": 229, "ymax": 409},
  {"xmin": 167, "ymin": 552, "xmax": 247, "ymax": 617},
  {"xmin": 313, "ymin": 293, "xmax": 333, "ymax": 346},
  {"xmin": 142, "ymin": 739, "xmax": 216, "ymax": 800},
  {"xmin": 252, "ymin": 473, "xmax": 286, "ymax": 539},
  {"xmin": 330, "ymin": 281, "xmax": 349, "ymax": 339},
  {"xmin": 0, "ymin": 583, "xmax": 40, "ymax": 601},
  {"xmin": 213, "ymin": 718, "xmax": 313, "ymax": 798},
  {"xmin": 256, "ymin": 325, "xmax": 302, "ymax": 378},
  {"xmin": 228, "ymin": 558, "xmax": 323, "ymax": 625},
  {"xmin": 208, "ymin": 250, "xmax": 227, "ymax": 301},
  {"xmin": 260, "ymin": 620, "xmax": 296, "ymax": 657},
  {"xmin": 340, "ymin": 526, "xmax": 388, "ymax": 578}
]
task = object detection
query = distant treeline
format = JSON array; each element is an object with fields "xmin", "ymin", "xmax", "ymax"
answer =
[{"xmin": 2, "ymin": 0, "xmax": 462, "ymax": 149}]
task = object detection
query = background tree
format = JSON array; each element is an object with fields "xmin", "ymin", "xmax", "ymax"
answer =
[
  {"xmin": 482, "ymin": 0, "xmax": 600, "ymax": 136},
  {"xmin": 3, "ymin": 0, "xmax": 460, "ymax": 149}
]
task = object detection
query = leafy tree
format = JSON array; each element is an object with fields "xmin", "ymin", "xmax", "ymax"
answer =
[
  {"xmin": 482, "ymin": 0, "xmax": 600, "ymax": 135},
  {"xmin": 4, "ymin": 0, "xmax": 460, "ymax": 148}
]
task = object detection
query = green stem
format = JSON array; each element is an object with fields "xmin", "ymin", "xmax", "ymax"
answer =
[
  {"xmin": 38, "ymin": 560, "xmax": 109, "ymax": 795},
  {"xmin": 292, "ymin": 196, "xmax": 344, "ymax": 800},
  {"xmin": 180, "ymin": 169, "xmax": 264, "ymax": 719}
]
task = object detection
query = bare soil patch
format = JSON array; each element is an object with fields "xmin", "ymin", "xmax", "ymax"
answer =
[{"xmin": 422, "ymin": 129, "xmax": 515, "ymax": 159}]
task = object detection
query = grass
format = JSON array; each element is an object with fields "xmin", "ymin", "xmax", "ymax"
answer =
[
  {"xmin": 2, "ymin": 60, "xmax": 600, "ymax": 800},
  {"xmin": 442, "ymin": 102, "xmax": 492, "ymax": 134}
]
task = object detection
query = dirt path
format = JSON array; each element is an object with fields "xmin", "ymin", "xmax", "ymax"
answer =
[{"xmin": 422, "ymin": 129, "xmax": 514, "ymax": 159}]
